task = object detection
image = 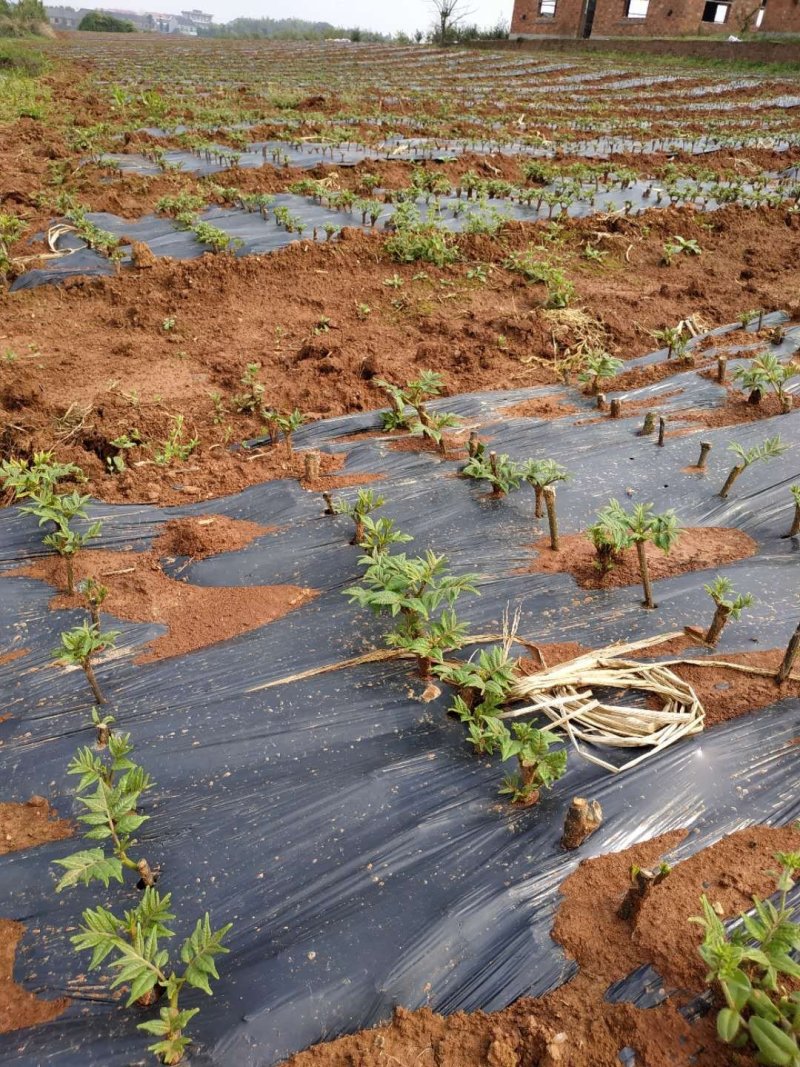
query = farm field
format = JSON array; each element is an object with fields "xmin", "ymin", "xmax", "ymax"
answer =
[{"xmin": 1, "ymin": 31, "xmax": 800, "ymax": 1067}]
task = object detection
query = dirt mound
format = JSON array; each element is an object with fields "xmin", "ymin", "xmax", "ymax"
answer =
[
  {"xmin": 528, "ymin": 526, "xmax": 757, "ymax": 590},
  {"xmin": 283, "ymin": 824, "xmax": 800, "ymax": 1067},
  {"xmin": 9, "ymin": 542, "xmax": 316, "ymax": 663},
  {"xmin": 152, "ymin": 514, "xmax": 271, "ymax": 559}
]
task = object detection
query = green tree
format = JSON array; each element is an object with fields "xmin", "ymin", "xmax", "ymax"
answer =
[{"xmin": 78, "ymin": 11, "xmax": 135, "ymax": 32}]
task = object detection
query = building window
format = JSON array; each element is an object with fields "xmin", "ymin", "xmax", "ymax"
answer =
[
  {"xmin": 539, "ymin": 0, "xmax": 557, "ymax": 15},
  {"xmin": 702, "ymin": 0, "xmax": 730, "ymax": 20},
  {"xmin": 625, "ymin": 0, "xmax": 650, "ymax": 17}
]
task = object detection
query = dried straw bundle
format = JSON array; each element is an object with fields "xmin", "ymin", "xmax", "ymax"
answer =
[{"xmin": 508, "ymin": 633, "xmax": 705, "ymax": 774}]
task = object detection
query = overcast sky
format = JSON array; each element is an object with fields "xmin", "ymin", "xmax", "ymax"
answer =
[{"xmin": 131, "ymin": 1, "xmax": 512, "ymax": 35}]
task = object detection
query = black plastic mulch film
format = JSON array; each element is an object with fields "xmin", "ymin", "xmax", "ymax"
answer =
[
  {"xmin": 1, "ymin": 317, "xmax": 799, "ymax": 1066},
  {"xmin": 11, "ymin": 156, "xmax": 800, "ymax": 292}
]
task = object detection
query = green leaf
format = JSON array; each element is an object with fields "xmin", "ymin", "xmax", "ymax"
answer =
[
  {"xmin": 72, "ymin": 904, "xmax": 126, "ymax": 969},
  {"xmin": 748, "ymin": 989, "xmax": 783, "ymax": 1024},
  {"xmin": 725, "ymin": 970, "xmax": 752, "ymax": 1012},
  {"xmin": 67, "ymin": 746, "xmax": 107, "ymax": 792},
  {"xmin": 716, "ymin": 1007, "xmax": 742, "ymax": 1043},
  {"xmin": 180, "ymin": 915, "xmax": 233, "ymax": 996},
  {"xmin": 748, "ymin": 1015, "xmax": 799, "ymax": 1065},
  {"xmin": 54, "ymin": 849, "xmax": 124, "ymax": 892},
  {"xmin": 146, "ymin": 1034, "xmax": 192, "ymax": 1063},
  {"xmin": 128, "ymin": 968, "xmax": 159, "ymax": 1005},
  {"xmin": 137, "ymin": 1018, "xmax": 171, "ymax": 1037}
]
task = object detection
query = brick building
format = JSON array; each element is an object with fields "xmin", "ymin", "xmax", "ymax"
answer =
[{"xmin": 511, "ymin": 0, "xmax": 800, "ymax": 38}]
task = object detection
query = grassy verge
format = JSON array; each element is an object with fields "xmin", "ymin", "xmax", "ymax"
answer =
[{"xmin": 0, "ymin": 37, "xmax": 49, "ymax": 75}]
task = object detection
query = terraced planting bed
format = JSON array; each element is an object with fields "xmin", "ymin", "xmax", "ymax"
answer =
[{"xmin": 1, "ymin": 32, "xmax": 799, "ymax": 1067}]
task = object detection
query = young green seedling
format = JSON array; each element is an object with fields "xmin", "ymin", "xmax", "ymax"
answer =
[
  {"xmin": 81, "ymin": 577, "xmax": 110, "ymax": 627},
  {"xmin": 356, "ymin": 515, "xmax": 413, "ymax": 558},
  {"xmin": 410, "ymin": 404, "xmax": 460, "ymax": 455},
  {"xmin": 621, "ymin": 502, "xmax": 681, "ymax": 610},
  {"xmin": 192, "ymin": 220, "xmax": 241, "ymax": 253},
  {"xmin": 462, "ymin": 451, "xmax": 523, "ymax": 498},
  {"xmin": 435, "ymin": 644, "xmax": 518, "ymax": 710},
  {"xmin": 21, "ymin": 491, "xmax": 103, "ymax": 595},
  {"xmin": 53, "ymin": 620, "xmax": 119, "ymax": 705},
  {"xmin": 661, "ymin": 235, "xmax": 701, "ymax": 265},
  {"xmin": 269, "ymin": 405, "xmax": 307, "ymax": 452},
  {"xmin": 331, "ymin": 489, "xmax": 386, "ymax": 544},
  {"xmin": 53, "ymin": 730, "xmax": 155, "ymax": 891},
  {"xmin": 577, "ymin": 350, "xmax": 623, "ymax": 395},
  {"xmin": 702, "ymin": 576, "xmax": 753, "ymax": 646},
  {"xmin": 154, "ymin": 416, "xmax": 198, "ymax": 466},
  {"xmin": 690, "ymin": 852, "xmax": 800, "ymax": 1066},
  {"xmin": 373, "ymin": 371, "xmax": 458, "ymax": 451},
  {"xmin": 232, "ymin": 363, "xmax": 266, "ymax": 415},
  {"xmin": 522, "ymin": 459, "xmax": 569, "ymax": 518},
  {"xmin": 587, "ymin": 500, "xmax": 631, "ymax": 575},
  {"xmin": 589, "ymin": 500, "xmax": 680, "ymax": 608},
  {"xmin": 1, "ymin": 451, "xmax": 82, "ymax": 502},
  {"xmin": 345, "ymin": 550, "xmax": 478, "ymax": 679},
  {"xmin": 72, "ymin": 890, "xmax": 231, "ymax": 1065},
  {"xmin": 733, "ymin": 351, "xmax": 797, "ymax": 411},
  {"xmin": 619, "ymin": 862, "xmax": 671, "ymax": 922},
  {"xmin": 462, "ymin": 711, "xmax": 512, "ymax": 757},
  {"xmin": 719, "ymin": 436, "xmax": 788, "ymax": 499},
  {"xmin": 498, "ymin": 723, "xmax": 567, "ymax": 806},
  {"xmin": 652, "ymin": 324, "xmax": 689, "ymax": 361}
]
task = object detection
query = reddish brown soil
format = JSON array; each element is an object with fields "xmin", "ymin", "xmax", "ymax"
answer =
[
  {"xmin": 302, "ymin": 471, "xmax": 383, "ymax": 493},
  {"xmin": 152, "ymin": 514, "xmax": 271, "ymax": 559},
  {"xmin": 0, "ymin": 920, "xmax": 69, "ymax": 1034},
  {"xmin": 668, "ymin": 649, "xmax": 800, "ymax": 728},
  {"xmin": 517, "ymin": 641, "xmax": 592, "ymax": 673},
  {"xmin": 575, "ymin": 388, "xmax": 685, "ymax": 425},
  {"xmin": 612, "ymin": 357, "xmax": 711, "ymax": 392},
  {"xmin": 680, "ymin": 388, "xmax": 797, "ymax": 429},
  {"xmin": 3, "ymin": 204, "xmax": 800, "ymax": 506},
  {"xmin": 283, "ymin": 825, "xmax": 800, "ymax": 1067},
  {"xmin": 0, "ymin": 649, "xmax": 28, "ymax": 668},
  {"xmin": 0, "ymin": 801, "xmax": 74, "ymax": 1035},
  {"xmin": 0, "ymin": 798, "xmax": 73, "ymax": 855},
  {"xmin": 386, "ymin": 432, "xmax": 469, "ymax": 460},
  {"xmin": 528, "ymin": 526, "xmax": 757, "ymax": 590},
  {"xmin": 633, "ymin": 826, "xmax": 800, "ymax": 993},
  {"xmin": 516, "ymin": 634, "xmax": 692, "ymax": 673},
  {"xmin": 552, "ymin": 829, "xmax": 689, "ymax": 982},
  {"xmin": 9, "ymin": 545, "xmax": 316, "ymax": 663},
  {"xmin": 498, "ymin": 395, "xmax": 578, "ymax": 420}
]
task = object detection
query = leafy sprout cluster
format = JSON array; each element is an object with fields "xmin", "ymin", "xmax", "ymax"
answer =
[
  {"xmin": 692, "ymin": 852, "xmax": 800, "ymax": 1067},
  {"xmin": 436, "ymin": 645, "xmax": 567, "ymax": 806},
  {"xmin": 232, "ymin": 362, "xmax": 305, "ymax": 450},
  {"xmin": 329, "ymin": 490, "xmax": 567, "ymax": 805},
  {"xmin": 374, "ymin": 370, "xmax": 460, "ymax": 454},
  {"xmin": 587, "ymin": 500, "xmax": 681, "ymax": 609},
  {"xmin": 734, "ymin": 351, "xmax": 797, "ymax": 410},
  {"xmin": 1, "ymin": 451, "xmax": 101, "ymax": 595},
  {"xmin": 462, "ymin": 452, "xmax": 568, "ymax": 510},
  {"xmin": 54, "ymin": 719, "xmax": 232, "ymax": 1065}
]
